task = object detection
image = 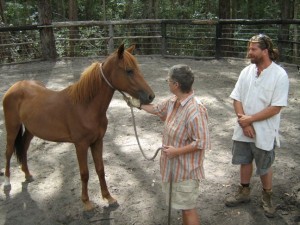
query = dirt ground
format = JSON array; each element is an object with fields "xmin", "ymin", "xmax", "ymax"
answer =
[{"xmin": 0, "ymin": 56, "xmax": 299, "ymax": 225}]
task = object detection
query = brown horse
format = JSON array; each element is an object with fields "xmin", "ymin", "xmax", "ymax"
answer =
[{"xmin": 2, "ymin": 44, "xmax": 155, "ymax": 210}]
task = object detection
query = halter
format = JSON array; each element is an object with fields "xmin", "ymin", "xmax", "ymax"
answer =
[
  {"xmin": 100, "ymin": 62, "xmax": 167, "ymax": 221},
  {"xmin": 99, "ymin": 62, "xmax": 161, "ymax": 160},
  {"xmin": 100, "ymin": 62, "xmax": 128, "ymax": 98}
]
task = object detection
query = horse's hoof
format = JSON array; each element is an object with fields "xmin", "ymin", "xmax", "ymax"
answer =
[
  {"xmin": 108, "ymin": 201, "xmax": 119, "ymax": 208},
  {"xmin": 3, "ymin": 183, "xmax": 11, "ymax": 192},
  {"xmin": 25, "ymin": 175, "xmax": 34, "ymax": 183},
  {"xmin": 84, "ymin": 201, "xmax": 95, "ymax": 211},
  {"xmin": 108, "ymin": 198, "xmax": 118, "ymax": 207}
]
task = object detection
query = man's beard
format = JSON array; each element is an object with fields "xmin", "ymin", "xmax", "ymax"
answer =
[{"xmin": 249, "ymin": 56, "xmax": 262, "ymax": 65}]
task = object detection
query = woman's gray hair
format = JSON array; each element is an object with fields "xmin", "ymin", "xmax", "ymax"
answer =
[{"xmin": 168, "ymin": 64, "xmax": 194, "ymax": 93}]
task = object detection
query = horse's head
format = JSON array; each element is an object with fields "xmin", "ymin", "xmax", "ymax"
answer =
[{"xmin": 103, "ymin": 44, "xmax": 155, "ymax": 104}]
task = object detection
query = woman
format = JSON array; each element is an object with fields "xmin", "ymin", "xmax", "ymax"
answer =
[{"xmin": 127, "ymin": 64, "xmax": 210, "ymax": 225}]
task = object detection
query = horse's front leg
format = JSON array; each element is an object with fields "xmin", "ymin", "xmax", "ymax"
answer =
[
  {"xmin": 91, "ymin": 139, "xmax": 117, "ymax": 205},
  {"xmin": 75, "ymin": 144, "xmax": 93, "ymax": 211}
]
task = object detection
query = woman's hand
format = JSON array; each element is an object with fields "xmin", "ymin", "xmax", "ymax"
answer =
[{"xmin": 162, "ymin": 145, "xmax": 178, "ymax": 158}]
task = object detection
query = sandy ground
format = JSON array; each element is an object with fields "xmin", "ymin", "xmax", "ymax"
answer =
[{"xmin": 0, "ymin": 56, "xmax": 299, "ymax": 225}]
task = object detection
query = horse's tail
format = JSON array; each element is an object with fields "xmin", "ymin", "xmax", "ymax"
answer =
[{"xmin": 14, "ymin": 125, "xmax": 24, "ymax": 163}]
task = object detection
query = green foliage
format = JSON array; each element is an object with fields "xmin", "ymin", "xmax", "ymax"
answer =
[
  {"xmin": 1, "ymin": 0, "xmax": 298, "ymax": 64},
  {"xmin": 4, "ymin": 1, "xmax": 38, "ymax": 25},
  {"xmin": 2, "ymin": 0, "xmax": 296, "ymax": 25}
]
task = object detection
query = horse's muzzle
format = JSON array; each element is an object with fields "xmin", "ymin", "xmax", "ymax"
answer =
[{"xmin": 140, "ymin": 92, "xmax": 155, "ymax": 104}]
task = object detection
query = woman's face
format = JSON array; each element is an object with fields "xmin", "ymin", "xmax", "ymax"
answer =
[{"xmin": 167, "ymin": 77, "xmax": 178, "ymax": 94}]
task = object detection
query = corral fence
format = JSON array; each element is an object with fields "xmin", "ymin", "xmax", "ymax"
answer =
[{"xmin": 0, "ymin": 19, "xmax": 299, "ymax": 64}]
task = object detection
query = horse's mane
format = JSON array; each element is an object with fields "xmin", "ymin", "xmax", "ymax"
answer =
[
  {"xmin": 67, "ymin": 62, "xmax": 102, "ymax": 103},
  {"xmin": 67, "ymin": 48, "xmax": 137, "ymax": 104}
]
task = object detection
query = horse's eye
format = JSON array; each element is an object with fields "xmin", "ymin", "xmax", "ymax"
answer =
[{"xmin": 126, "ymin": 69, "xmax": 134, "ymax": 76}]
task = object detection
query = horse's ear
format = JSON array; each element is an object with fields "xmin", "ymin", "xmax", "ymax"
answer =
[
  {"xmin": 126, "ymin": 45, "xmax": 136, "ymax": 54},
  {"xmin": 117, "ymin": 43, "xmax": 125, "ymax": 59}
]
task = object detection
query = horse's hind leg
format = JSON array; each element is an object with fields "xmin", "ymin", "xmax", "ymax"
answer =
[
  {"xmin": 91, "ymin": 140, "xmax": 117, "ymax": 206},
  {"xmin": 21, "ymin": 128, "xmax": 34, "ymax": 182},
  {"xmin": 4, "ymin": 125, "xmax": 34, "ymax": 189},
  {"xmin": 4, "ymin": 138, "xmax": 15, "ymax": 188},
  {"xmin": 4, "ymin": 124, "xmax": 21, "ymax": 189}
]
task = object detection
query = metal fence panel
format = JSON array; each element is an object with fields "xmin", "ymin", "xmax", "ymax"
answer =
[{"xmin": 0, "ymin": 19, "xmax": 299, "ymax": 64}]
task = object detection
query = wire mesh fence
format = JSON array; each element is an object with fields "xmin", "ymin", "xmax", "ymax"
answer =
[
  {"xmin": 54, "ymin": 26, "xmax": 109, "ymax": 57},
  {"xmin": 219, "ymin": 23, "xmax": 299, "ymax": 62},
  {"xmin": 0, "ymin": 19, "xmax": 299, "ymax": 64},
  {"xmin": 164, "ymin": 23, "xmax": 216, "ymax": 58},
  {"xmin": 0, "ymin": 29, "xmax": 42, "ymax": 64}
]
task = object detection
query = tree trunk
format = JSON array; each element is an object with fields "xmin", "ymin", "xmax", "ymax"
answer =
[
  {"xmin": 293, "ymin": 0, "xmax": 298, "ymax": 63},
  {"xmin": 231, "ymin": 0, "xmax": 237, "ymax": 19},
  {"xmin": 57, "ymin": 0, "xmax": 66, "ymax": 20},
  {"xmin": 141, "ymin": 0, "xmax": 159, "ymax": 54},
  {"xmin": 219, "ymin": 0, "xmax": 233, "ymax": 57},
  {"xmin": 0, "ymin": 0, "xmax": 5, "ymax": 23},
  {"xmin": 85, "ymin": 0, "xmax": 93, "ymax": 20},
  {"xmin": 279, "ymin": 0, "xmax": 293, "ymax": 62},
  {"xmin": 0, "ymin": 0, "xmax": 11, "ymax": 62},
  {"xmin": 124, "ymin": 0, "xmax": 133, "ymax": 19},
  {"xmin": 68, "ymin": 0, "xmax": 79, "ymax": 57},
  {"xmin": 102, "ymin": 0, "xmax": 106, "ymax": 20},
  {"xmin": 142, "ymin": 0, "xmax": 156, "ymax": 19},
  {"xmin": 38, "ymin": 0, "xmax": 57, "ymax": 60},
  {"xmin": 247, "ymin": 0, "xmax": 254, "ymax": 19},
  {"xmin": 219, "ymin": 0, "xmax": 230, "ymax": 19}
]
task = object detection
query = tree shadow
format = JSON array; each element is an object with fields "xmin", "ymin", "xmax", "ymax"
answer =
[{"xmin": 0, "ymin": 57, "xmax": 299, "ymax": 225}]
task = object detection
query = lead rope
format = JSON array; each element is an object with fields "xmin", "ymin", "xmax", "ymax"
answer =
[
  {"xmin": 129, "ymin": 105, "xmax": 172, "ymax": 225},
  {"xmin": 168, "ymin": 159, "xmax": 174, "ymax": 225},
  {"xmin": 100, "ymin": 63, "xmax": 162, "ymax": 160},
  {"xmin": 129, "ymin": 106, "xmax": 163, "ymax": 160},
  {"xmin": 100, "ymin": 63, "xmax": 172, "ymax": 224}
]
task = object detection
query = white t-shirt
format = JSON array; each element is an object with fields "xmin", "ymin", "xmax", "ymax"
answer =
[{"xmin": 230, "ymin": 62, "xmax": 289, "ymax": 151}]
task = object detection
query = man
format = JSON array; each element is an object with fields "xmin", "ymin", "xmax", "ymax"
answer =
[
  {"xmin": 225, "ymin": 34, "xmax": 289, "ymax": 218},
  {"xmin": 127, "ymin": 64, "xmax": 210, "ymax": 225}
]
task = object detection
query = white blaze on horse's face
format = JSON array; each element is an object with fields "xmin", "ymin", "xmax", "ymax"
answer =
[{"xmin": 111, "ymin": 44, "xmax": 155, "ymax": 104}]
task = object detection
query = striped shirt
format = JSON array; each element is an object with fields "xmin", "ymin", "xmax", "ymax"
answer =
[{"xmin": 154, "ymin": 91, "xmax": 210, "ymax": 182}]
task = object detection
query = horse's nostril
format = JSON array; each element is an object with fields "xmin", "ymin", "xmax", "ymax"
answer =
[
  {"xmin": 140, "ymin": 92, "xmax": 155, "ymax": 104},
  {"xmin": 149, "ymin": 94, "xmax": 155, "ymax": 102}
]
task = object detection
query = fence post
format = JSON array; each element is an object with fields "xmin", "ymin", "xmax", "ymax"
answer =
[
  {"xmin": 278, "ymin": 22, "xmax": 290, "ymax": 62},
  {"xmin": 215, "ymin": 22, "xmax": 222, "ymax": 59},
  {"xmin": 161, "ymin": 22, "xmax": 167, "ymax": 56},
  {"xmin": 108, "ymin": 23, "xmax": 114, "ymax": 54},
  {"xmin": 37, "ymin": 0, "xmax": 57, "ymax": 60}
]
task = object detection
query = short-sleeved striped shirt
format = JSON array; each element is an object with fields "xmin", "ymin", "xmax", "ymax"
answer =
[{"xmin": 154, "ymin": 91, "xmax": 210, "ymax": 183}]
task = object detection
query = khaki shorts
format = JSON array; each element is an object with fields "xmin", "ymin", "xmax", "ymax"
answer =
[
  {"xmin": 162, "ymin": 179, "xmax": 200, "ymax": 210},
  {"xmin": 232, "ymin": 141, "xmax": 275, "ymax": 175}
]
